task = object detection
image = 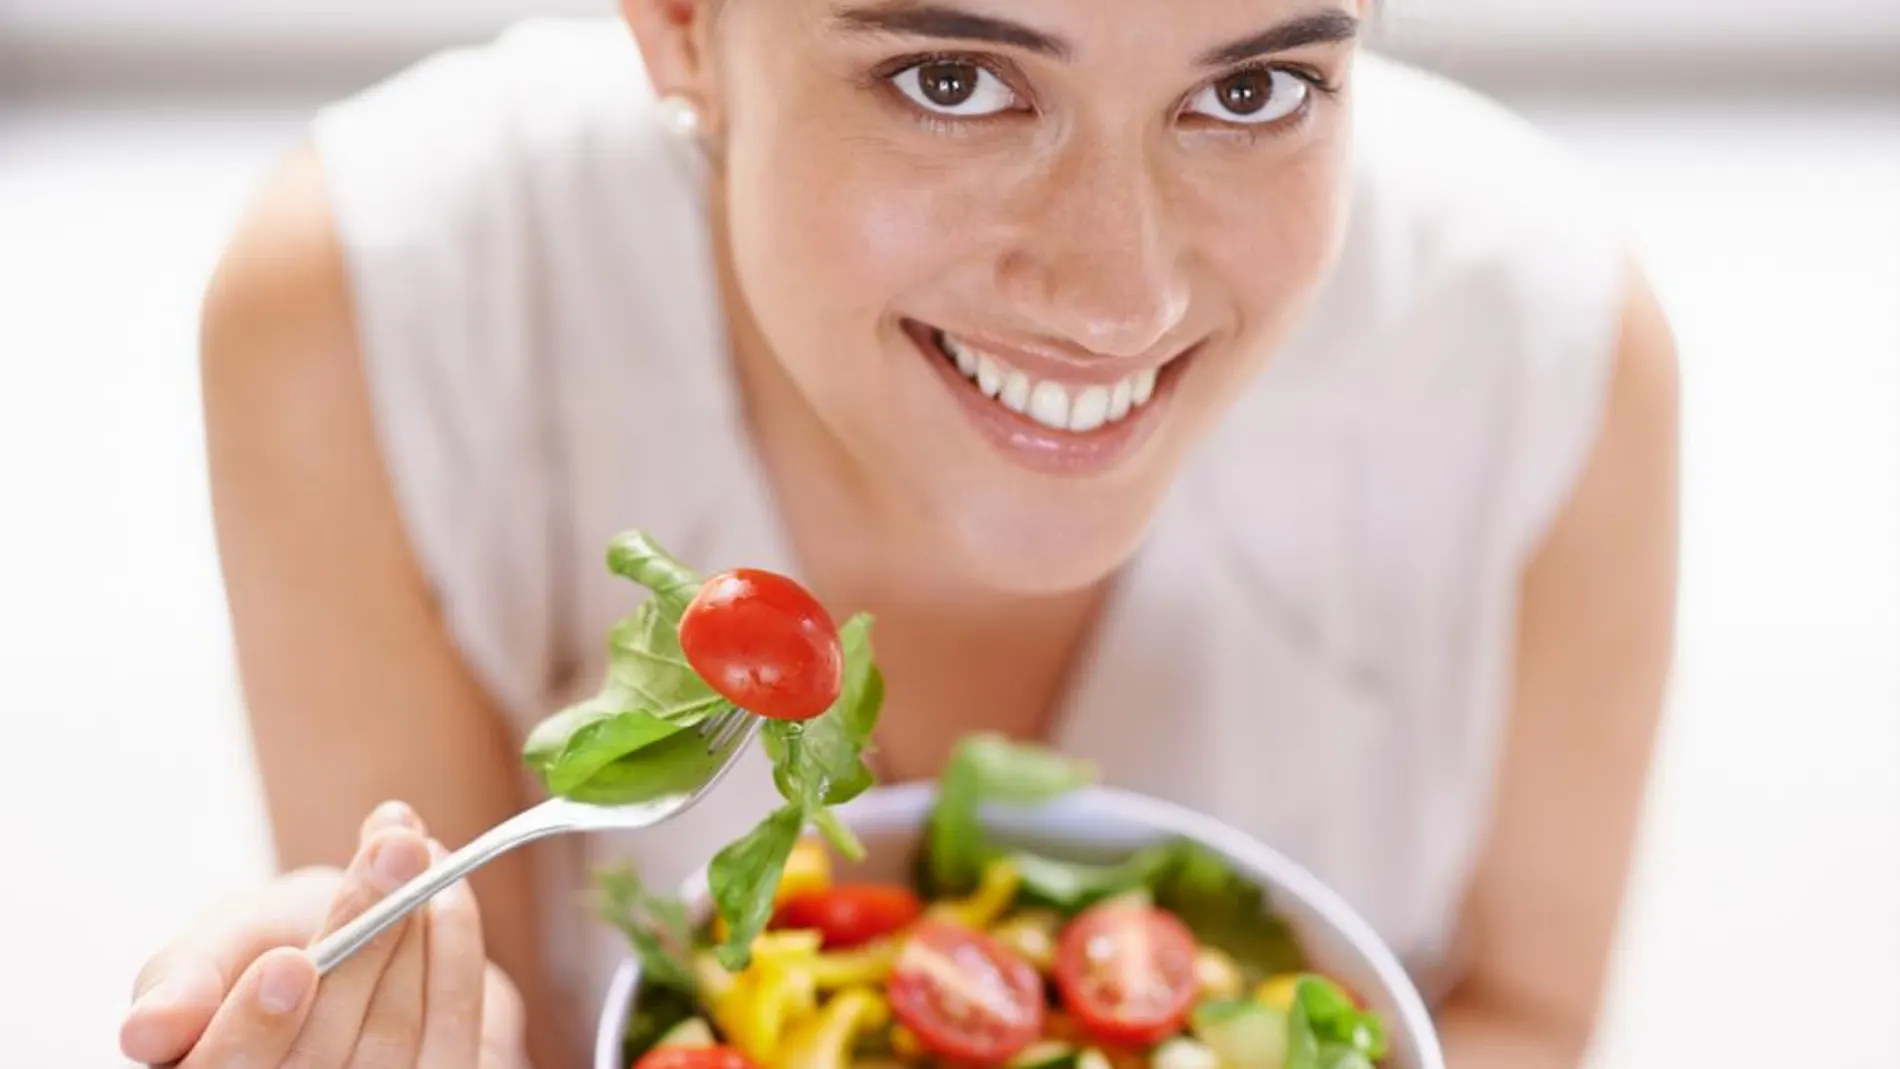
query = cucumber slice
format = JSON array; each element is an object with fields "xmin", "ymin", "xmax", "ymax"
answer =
[
  {"xmin": 1191, "ymin": 999, "xmax": 1287, "ymax": 1069},
  {"xmin": 1011, "ymin": 1040, "xmax": 1080, "ymax": 1069},
  {"xmin": 655, "ymin": 1018, "xmax": 717, "ymax": 1048}
]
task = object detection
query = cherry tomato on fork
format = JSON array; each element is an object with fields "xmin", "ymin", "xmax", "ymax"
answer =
[
  {"xmin": 887, "ymin": 920, "xmax": 1044, "ymax": 1066},
  {"xmin": 775, "ymin": 883, "xmax": 923, "ymax": 948},
  {"xmin": 678, "ymin": 568, "xmax": 843, "ymax": 721},
  {"xmin": 1053, "ymin": 903, "xmax": 1200, "ymax": 1047}
]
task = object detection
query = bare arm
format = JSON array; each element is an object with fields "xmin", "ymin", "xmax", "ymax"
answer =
[
  {"xmin": 202, "ymin": 145, "xmax": 578, "ymax": 1069},
  {"xmin": 1436, "ymin": 266, "xmax": 1681, "ymax": 1067}
]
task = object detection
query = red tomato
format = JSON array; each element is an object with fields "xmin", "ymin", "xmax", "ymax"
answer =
[
  {"xmin": 775, "ymin": 884, "xmax": 923, "ymax": 949},
  {"xmin": 1053, "ymin": 903, "xmax": 1200, "ymax": 1047},
  {"xmin": 678, "ymin": 569, "xmax": 843, "ymax": 721},
  {"xmin": 887, "ymin": 920, "xmax": 1045, "ymax": 1066},
  {"xmin": 633, "ymin": 1047, "xmax": 759, "ymax": 1069}
]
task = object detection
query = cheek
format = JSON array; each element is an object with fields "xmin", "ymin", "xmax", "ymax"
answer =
[{"xmin": 1203, "ymin": 145, "xmax": 1351, "ymax": 338}]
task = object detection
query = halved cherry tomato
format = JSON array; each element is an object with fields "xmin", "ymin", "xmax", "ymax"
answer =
[
  {"xmin": 1053, "ymin": 903, "xmax": 1200, "ymax": 1048},
  {"xmin": 775, "ymin": 884, "xmax": 923, "ymax": 949},
  {"xmin": 887, "ymin": 920, "xmax": 1044, "ymax": 1067},
  {"xmin": 679, "ymin": 568, "xmax": 843, "ymax": 721},
  {"xmin": 633, "ymin": 1047, "xmax": 761, "ymax": 1069}
]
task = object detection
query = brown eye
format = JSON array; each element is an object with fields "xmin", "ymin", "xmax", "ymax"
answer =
[
  {"xmin": 1186, "ymin": 67, "xmax": 1311, "ymax": 126},
  {"xmin": 917, "ymin": 61, "xmax": 979, "ymax": 108},
  {"xmin": 1215, "ymin": 71, "xmax": 1273, "ymax": 116},
  {"xmin": 891, "ymin": 60, "xmax": 1019, "ymax": 117}
]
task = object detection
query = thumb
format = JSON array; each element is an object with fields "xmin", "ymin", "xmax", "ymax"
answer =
[
  {"xmin": 118, "ymin": 955, "xmax": 225, "ymax": 1064},
  {"xmin": 119, "ymin": 866, "xmax": 342, "ymax": 1065}
]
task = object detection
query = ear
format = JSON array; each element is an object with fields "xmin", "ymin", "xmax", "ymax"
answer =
[{"xmin": 621, "ymin": 0, "xmax": 721, "ymax": 103}]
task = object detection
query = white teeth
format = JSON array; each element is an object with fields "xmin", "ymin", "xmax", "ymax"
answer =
[
  {"xmin": 1000, "ymin": 370, "xmax": 1031, "ymax": 414},
  {"xmin": 975, "ymin": 355, "xmax": 1003, "ymax": 398},
  {"xmin": 1131, "ymin": 368, "xmax": 1158, "ymax": 407},
  {"xmin": 951, "ymin": 338, "xmax": 978, "ymax": 378},
  {"xmin": 937, "ymin": 332, "xmax": 1168, "ymax": 433},
  {"xmin": 1069, "ymin": 386, "xmax": 1110, "ymax": 433},
  {"xmin": 1028, "ymin": 381, "xmax": 1070, "ymax": 430}
]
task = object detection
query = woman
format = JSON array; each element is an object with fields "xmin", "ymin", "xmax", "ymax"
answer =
[{"xmin": 119, "ymin": 2, "xmax": 1678, "ymax": 1067}]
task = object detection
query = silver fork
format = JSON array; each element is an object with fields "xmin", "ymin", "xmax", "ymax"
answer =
[{"xmin": 311, "ymin": 708, "xmax": 758, "ymax": 975}]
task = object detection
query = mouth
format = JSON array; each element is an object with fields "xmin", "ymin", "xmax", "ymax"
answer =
[{"xmin": 903, "ymin": 319, "xmax": 1193, "ymax": 475}]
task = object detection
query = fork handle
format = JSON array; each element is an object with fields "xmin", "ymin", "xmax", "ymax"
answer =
[{"xmin": 311, "ymin": 799, "xmax": 574, "ymax": 975}]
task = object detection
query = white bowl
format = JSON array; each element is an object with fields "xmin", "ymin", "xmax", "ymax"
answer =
[{"xmin": 596, "ymin": 783, "xmax": 1447, "ymax": 1069}]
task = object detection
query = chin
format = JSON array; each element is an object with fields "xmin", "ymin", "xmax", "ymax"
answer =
[{"xmin": 920, "ymin": 480, "xmax": 1165, "ymax": 597}]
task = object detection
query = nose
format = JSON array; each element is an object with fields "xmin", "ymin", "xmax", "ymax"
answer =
[{"xmin": 998, "ymin": 136, "xmax": 1192, "ymax": 359}]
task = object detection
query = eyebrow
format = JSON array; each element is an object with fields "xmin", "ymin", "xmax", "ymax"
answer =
[{"xmin": 830, "ymin": 3, "xmax": 1360, "ymax": 67}]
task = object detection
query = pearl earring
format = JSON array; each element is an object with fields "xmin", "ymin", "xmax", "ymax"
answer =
[{"xmin": 657, "ymin": 93, "xmax": 704, "ymax": 142}]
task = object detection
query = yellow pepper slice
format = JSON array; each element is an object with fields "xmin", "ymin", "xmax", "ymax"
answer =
[
  {"xmin": 926, "ymin": 859, "xmax": 1022, "ymax": 930},
  {"xmin": 773, "ymin": 987, "xmax": 890, "ymax": 1069},
  {"xmin": 810, "ymin": 940, "xmax": 900, "ymax": 990},
  {"xmin": 1255, "ymin": 974, "xmax": 1301, "ymax": 1012}
]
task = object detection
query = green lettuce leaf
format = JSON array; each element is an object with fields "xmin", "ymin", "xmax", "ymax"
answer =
[
  {"xmin": 1009, "ymin": 843, "xmax": 1182, "ymax": 913},
  {"xmin": 522, "ymin": 533, "xmax": 733, "ymax": 801},
  {"xmin": 924, "ymin": 734, "xmax": 1096, "ymax": 894},
  {"xmin": 708, "ymin": 805, "xmax": 805, "ymax": 970},
  {"xmin": 1284, "ymin": 976, "xmax": 1389, "ymax": 1068}
]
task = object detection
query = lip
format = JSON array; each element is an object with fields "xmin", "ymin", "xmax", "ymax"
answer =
[
  {"xmin": 925, "ymin": 324, "xmax": 1192, "ymax": 387},
  {"xmin": 903, "ymin": 319, "xmax": 1190, "ymax": 478}
]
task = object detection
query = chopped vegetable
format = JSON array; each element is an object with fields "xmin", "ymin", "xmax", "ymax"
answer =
[
  {"xmin": 657, "ymin": 1019, "xmax": 720, "ymax": 1049},
  {"xmin": 1191, "ymin": 999, "xmax": 1288, "ymax": 1069},
  {"xmin": 778, "ymin": 885, "xmax": 923, "ymax": 950},
  {"xmin": 991, "ymin": 910, "xmax": 1064, "ymax": 972},
  {"xmin": 777, "ymin": 988, "xmax": 890, "ymax": 1069},
  {"xmin": 887, "ymin": 920, "xmax": 1045, "ymax": 1066},
  {"xmin": 809, "ymin": 941, "xmax": 901, "ymax": 990},
  {"xmin": 1283, "ymin": 977, "xmax": 1388, "ymax": 1068},
  {"xmin": 1009, "ymin": 1040, "xmax": 1080, "ymax": 1069},
  {"xmin": 1194, "ymin": 948, "xmax": 1245, "ymax": 1002},
  {"xmin": 1054, "ymin": 902, "xmax": 1201, "ymax": 1047},
  {"xmin": 927, "ymin": 858, "xmax": 1023, "ymax": 930}
]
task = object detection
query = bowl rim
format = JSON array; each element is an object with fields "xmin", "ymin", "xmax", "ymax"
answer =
[{"xmin": 595, "ymin": 781, "xmax": 1447, "ymax": 1069}]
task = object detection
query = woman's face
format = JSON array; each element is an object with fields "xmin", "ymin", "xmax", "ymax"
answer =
[{"xmin": 661, "ymin": 0, "xmax": 1361, "ymax": 593}]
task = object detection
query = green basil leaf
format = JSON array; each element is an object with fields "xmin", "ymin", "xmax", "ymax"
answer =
[
  {"xmin": 925, "ymin": 734, "xmax": 1095, "ymax": 894},
  {"xmin": 708, "ymin": 805, "xmax": 804, "ymax": 971},
  {"xmin": 524, "ymin": 530, "xmax": 733, "ymax": 800},
  {"xmin": 594, "ymin": 864, "xmax": 698, "ymax": 997},
  {"xmin": 1285, "ymin": 994, "xmax": 1322, "ymax": 1069},
  {"xmin": 605, "ymin": 530, "xmax": 702, "ymax": 617},
  {"xmin": 523, "ymin": 699, "xmax": 687, "ymax": 799}
]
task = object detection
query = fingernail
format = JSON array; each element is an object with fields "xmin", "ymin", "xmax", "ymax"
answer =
[
  {"xmin": 368, "ymin": 800, "xmax": 417, "ymax": 831},
  {"xmin": 129, "ymin": 978, "xmax": 183, "ymax": 1016},
  {"xmin": 256, "ymin": 953, "xmax": 312, "ymax": 1015},
  {"xmin": 370, "ymin": 833, "xmax": 429, "ymax": 892}
]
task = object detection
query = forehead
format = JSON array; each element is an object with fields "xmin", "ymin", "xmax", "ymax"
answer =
[{"xmin": 767, "ymin": 0, "xmax": 1360, "ymax": 64}]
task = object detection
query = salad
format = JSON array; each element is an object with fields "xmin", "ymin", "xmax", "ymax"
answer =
[{"xmin": 521, "ymin": 532, "xmax": 1392, "ymax": 1069}]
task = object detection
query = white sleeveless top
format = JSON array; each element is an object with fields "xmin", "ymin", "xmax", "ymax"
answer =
[{"xmin": 312, "ymin": 19, "xmax": 1624, "ymax": 1041}]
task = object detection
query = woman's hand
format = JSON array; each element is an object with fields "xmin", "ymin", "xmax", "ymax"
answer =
[{"xmin": 119, "ymin": 802, "xmax": 528, "ymax": 1068}]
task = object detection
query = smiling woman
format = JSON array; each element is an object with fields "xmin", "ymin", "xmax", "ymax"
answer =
[{"xmin": 122, "ymin": 1, "xmax": 1676, "ymax": 1067}]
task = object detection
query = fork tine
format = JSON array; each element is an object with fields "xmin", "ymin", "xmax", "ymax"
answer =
[{"xmin": 706, "ymin": 710, "xmax": 748, "ymax": 751}]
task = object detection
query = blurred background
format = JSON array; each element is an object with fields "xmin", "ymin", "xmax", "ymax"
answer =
[{"xmin": 1, "ymin": 1, "xmax": 1895, "ymax": 1065}]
